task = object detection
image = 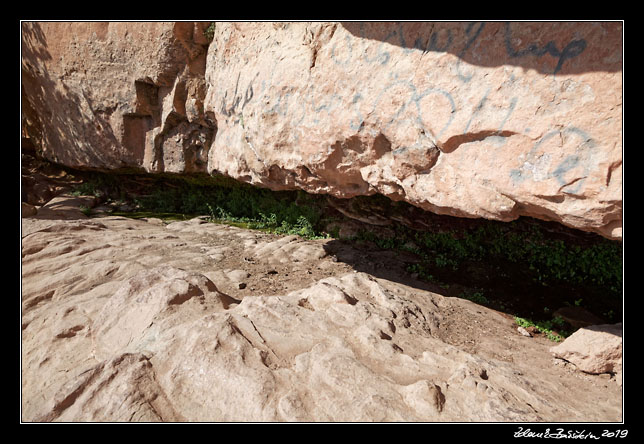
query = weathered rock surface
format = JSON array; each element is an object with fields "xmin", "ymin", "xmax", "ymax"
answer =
[
  {"xmin": 550, "ymin": 323, "xmax": 623, "ymax": 381},
  {"xmin": 22, "ymin": 21, "xmax": 622, "ymax": 240},
  {"xmin": 21, "ymin": 22, "xmax": 214, "ymax": 172},
  {"xmin": 22, "ymin": 202, "xmax": 37, "ymax": 217},
  {"xmin": 21, "ymin": 199, "xmax": 622, "ymax": 422}
]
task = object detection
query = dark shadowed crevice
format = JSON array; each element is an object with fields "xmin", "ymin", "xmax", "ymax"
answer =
[{"xmin": 439, "ymin": 130, "xmax": 518, "ymax": 153}]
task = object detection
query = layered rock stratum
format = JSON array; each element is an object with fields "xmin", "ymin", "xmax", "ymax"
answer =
[
  {"xmin": 21, "ymin": 200, "xmax": 622, "ymax": 422},
  {"xmin": 21, "ymin": 21, "xmax": 622, "ymax": 239}
]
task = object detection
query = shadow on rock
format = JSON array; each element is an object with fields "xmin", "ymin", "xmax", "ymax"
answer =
[
  {"xmin": 29, "ymin": 195, "xmax": 96, "ymax": 220},
  {"xmin": 322, "ymin": 238, "xmax": 448, "ymax": 296},
  {"xmin": 340, "ymin": 21, "xmax": 621, "ymax": 76}
]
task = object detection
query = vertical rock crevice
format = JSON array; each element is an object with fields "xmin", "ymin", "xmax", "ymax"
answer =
[{"xmin": 141, "ymin": 22, "xmax": 217, "ymax": 174}]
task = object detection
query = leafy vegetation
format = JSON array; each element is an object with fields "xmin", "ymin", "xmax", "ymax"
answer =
[
  {"xmin": 78, "ymin": 205, "xmax": 92, "ymax": 216},
  {"xmin": 353, "ymin": 221, "xmax": 622, "ymax": 296},
  {"xmin": 71, "ymin": 171, "xmax": 330, "ymax": 240},
  {"xmin": 70, "ymin": 171, "xmax": 622, "ymax": 294},
  {"xmin": 205, "ymin": 203, "xmax": 322, "ymax": 239},
  {"xmin": 514, "ymin": 315, "xmax": 569, "ymax": 342},
  {"xmin": 352, "ymin": 215, "xmax": 621, "ymax": 341},
  {"xmin": 203, "ymin": 23, "xmax": 216, "ymax": 42},
  {"xmin": 69, "ymin": 169, "xmax": 622, "ymax": 341},
  {"xmin": 458, "ymin": 289, "xmax": 489, "ymax": 305},
  {"xmin": 136, "ymin": 179, "xmax": 330, "ymax": 239}
]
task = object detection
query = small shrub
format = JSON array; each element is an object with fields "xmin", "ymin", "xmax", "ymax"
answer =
[
  {"xmin": 203, "ymin": 23, "xmax": 216, "ymax": 42},
  {"xmin": 458, "ymin": 290, "xmax": 489, "ymax": 305},
  {"xmin": 514, "ymin": 316, "xmax": 568, "ymax": 342}
]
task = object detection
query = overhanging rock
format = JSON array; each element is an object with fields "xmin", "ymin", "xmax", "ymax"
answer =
[{"xmin": 21, "ymin": 21, "xmax": 622, "ymax": 239}]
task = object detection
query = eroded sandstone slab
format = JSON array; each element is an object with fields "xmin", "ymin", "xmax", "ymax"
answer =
[{"xmin": 21, "ymin": 208, "xmax": 622, "ymax": 422}]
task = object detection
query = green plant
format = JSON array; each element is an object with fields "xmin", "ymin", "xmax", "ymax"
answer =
[
  {"xmin": 196, "ymin": 185, "xmax": 328, "ymax": 239},
  {"xmin": 79, "ymin": 205, "xmax": 91, "ymax": 216},
  {"xmin": 71, "ymin": 173, "xmax": 125, "ymax": 199},
  {"xmin": 603, "ymin": 309, "xmax": 615, "ymax": 320},
  {"xmin": 514, "ymin": 316, "xmax": 568, "ymax": 342},
  {"xmin": 67, "ymin": 167, "xmax": 622, "ymax": 319},
  {"xmin": 327, "ymin": 225, "xmax": 340, "ymax": 239},
  {"xmin": 551, "ymin": 315, "xmax": 566, "ymax": 328},
  {"xmin": 458, "ymin": 290, "xmax": 489, "ymax": 305},
  {"xmin": 544, "ymin": 330, "xmax": 564, "ymax": 342},
  {"xmin": 405, "ymin": 263, "xmax": 435, "ymax": 282},
  {"xmin": 352, "ymin": 217, "xmax": 621, "ymax": 303},
  {"xmin": 71, "ymin": 182, "xmax": 102, "ymax": 198},
  {"xmin": 203, "ymin": 23, "xmax": 216, "ymax": 42}
]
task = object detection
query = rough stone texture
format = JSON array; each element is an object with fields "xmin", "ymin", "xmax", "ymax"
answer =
[
  {"xmin": 21, "ymin": 22, "xmax": 622, "ymax": 239},
  {"xmin": 21, "ymin": 22, "xmax": 214, "ymax": 172},
  {"xmin": 21, "ymin": 201, "xmax": 622, "ymax": 422},
  {"xmin": 22, "ymin": 202, "xmax": 37, "ymax": 217},
  {"xmin": 550, "ymin": 323, "xmax": 623, "ymax": 379}
]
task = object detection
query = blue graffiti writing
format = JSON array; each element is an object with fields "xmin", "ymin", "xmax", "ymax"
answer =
[
  {"xmin": 220, "ymin": 73, "xmax": 257, "ymax": 117},
  {"xmin": 504, "ymin": 22, "xmax": 587, "ymax": 74},
  {"xmin": 423, "ymin": 28, "xmax": 454, "ymax": 53},
  {"xmin": 510, "ymin": 127, "xmax": 597, "ymax": 194}
]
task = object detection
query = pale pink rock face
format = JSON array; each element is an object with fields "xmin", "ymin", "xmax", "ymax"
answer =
[
  {"xmin": 20, "ymin": 214, "xmax": 623, "ymax": 421},
  {"xmin": 550, "ymin": 323, "xmax": 622, "ymax": 377},
  {"xmin": 22, "ymin": 21, "xmax": 622, "ymax": 239}
]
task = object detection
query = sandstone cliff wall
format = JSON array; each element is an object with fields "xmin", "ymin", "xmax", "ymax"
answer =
[{"xmin": 21, "ymin": 21, "xmax": 623, "ymax": 239}]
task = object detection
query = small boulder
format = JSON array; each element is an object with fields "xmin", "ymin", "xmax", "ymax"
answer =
[
  {"xmin": 550, "ymin": 323, "xmax": 622, "ymax": 378},
  {"xmin": 22, "ymin": 202, "xmax": 38, "ymax": 218}
]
